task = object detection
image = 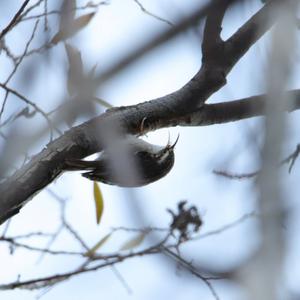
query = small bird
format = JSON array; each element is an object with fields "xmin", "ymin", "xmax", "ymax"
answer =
[{"xmin": 64, "ymin": 135, "xmax": 179, "ymax": 187}]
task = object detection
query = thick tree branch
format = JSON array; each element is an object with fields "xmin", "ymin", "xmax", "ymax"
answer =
[
  {"xmin": 0, "ymin": 0, "xmax": 286, "ymax": 224},
  {"xmin": 189, "ymin": 90, "xmax": 300, "ymax": 126},
  {"xmin": 178, "ymin": 0, "xmax": 280, "ymax": 110},
  {"xmin": 1, "ymin": 87, "xmax": 300, "ymax": 225},
  {"xmin": 225, "ymin": 0, "xmax": 283, "ymax": 74},
  {"xmin": 202, "ymin": 0, "xmax": 229, "ymax": 63}
]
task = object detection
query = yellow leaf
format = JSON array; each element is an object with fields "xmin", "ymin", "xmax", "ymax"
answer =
[
  {"xmin": 93, "ymin": 182, "xmax": 104, "ymax": 224},
  {"xmin": 84, "ymin": 232, "xmax": 112, "ymax": 257},
  {"xmin": 51, "ymin": 12, "xmax": 96, "ymax": 44},
  {"xmin": 120, "ymin": 233, "xmax": 146, "ymax": 251},
  {"xmin": 92, "ymin": 97, "xmax": 114, "ymax": 109}
]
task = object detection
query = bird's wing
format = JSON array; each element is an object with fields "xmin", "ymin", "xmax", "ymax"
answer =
[{"xmin": 64, "ymin": 159, "xmax": 105, "ymax": 171}]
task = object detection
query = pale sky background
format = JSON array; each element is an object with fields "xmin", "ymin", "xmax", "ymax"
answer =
[{"xmin": 1, "ymin": 1, "xmax": 300, "ymax": 299}]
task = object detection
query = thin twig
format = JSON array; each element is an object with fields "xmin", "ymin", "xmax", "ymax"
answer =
[
  {"xmin": 133, "ymin": 0, "xmax": 173, "ymax": 26},
  {"xmin": 213, "ymin": 169, "xmax": 259, "ymax": 180},
  {"xmin": 0, "ymin": 237, "xmax": 84, "ymax": 256},
  {"xmin": 195, "ymin": 212, "xmax": 257, "ymax": 240},
  {"xmin": 0, "ymin": 41, "xmax": 18, "ymax": 65},
  {"xmin": 281, "ymin": 143, "xmax": 300, "ymax": 173},
  {"xmin": 10, "ymin": 232, "xmax": 54, "ymax": 239},
  {"xmin": 0, "ymin": 107, "xmax": 36, "ymax": 129},
  {"xmin": 213, "ymin": 143, "xmax": 300, "ymax": 180},
  {"xmin": 0, "ymin": 83, "xmax": 62, "ymax": 139},
  {"xmin": 19, "ymin": 0, "xmax": 44, "ymax": 20},
  {"xmin": 35, "ymin": 189, "xmax": 68, "ymax": 263},
  {"xmin": 20, "ymin": 1, "xmax": 109, "ymax": 23},
  {"xmin": 43, "ymin": 0, "xmax": 49, "ymax": 31},
  {"xmin": 0, "ymin": 0, "xmax": 31, "ymax": 40},
  {"xmin": 63, "ymin": 220, "xmax": 89, "ymax": 251},
  {"xmin": 1, "ymin": 218, "xmax": 11, "ymax": 237},
  {"xmin": 112, "ymin": 226, "xmax": 169, "ymax": 233},
  {"xmin": 162, "ymin": 247, "xmax": 221, "ymax": 300},
  {"xmin": 0, "ymin": 210, "xmax": 257, "ymax": 292},
  {"xmin": 15, "ymin": 41, "xmax": 53, "ymax": 59},
  {"xmin": 0, "ymin": 237, "xmax": 167, "ymax": 290},
  {"xmin": 5, "ymin": 20, "xmax": 39, "ymax": 84},
  {"xmin": 0, "ymin": 91, "xmax": 9, "ymax": 121}
]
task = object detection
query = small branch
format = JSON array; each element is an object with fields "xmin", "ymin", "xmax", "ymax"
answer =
[
  {"xmin": 43, "ymin": 0, "xmax": 49, "ymax": 31},
  {"xmin": 162, "ymin": 247, "xmax": 221, "ymax": 300},
  {"xmin": 0, "ymin": 237, "xmax": 84, "ymax": 256},
  {"xmin": 0, "ymin": 107, "xmax": 36, "ymax": 129},
  {"xmin": 112, "ymin": 226, "xmax": 169, "ymax": 233},
  {"xmin": 19, "ymin": 1, "xmax": 109, "ymax": 22},
  {"xmin": 188, "ymin": 89, "xmax": 300, "ymax": 126},
  {"xmin": 133, "ymin": 0, "xmax": 173, "ymax": 26},
  {"xmin": 15, "ymin": 41, "xmax": 54, "ymax": 59},
  {"xmin": 0, "ymin": 209, "xmax": 258, "ymax": 292},
  {"xmin": 0, "ymin": 41, "xmax": 18, "ymax": 65},
  {"xmin": 5, "ymin": 20, "xmax": 39, "ymax": 84},
  {"xmin": 213, "ymin": 170, "xmax": 258, "ymax": 180},
  {"xmin": 195, "ymin": 212, "xmax": 257, "ymax": 240},
  {"xmin": 0, "ymin": 0, "xmax": 30, "ymax": 40},
  {"xmin": 0, "ymin": 236, "xmax": 167, "ymax": 290},
  {"xmin": 213, "ymin": 142, "xmax": 300, "ymax": 180},
  {"xmin": 8, "ymin": 232, "xmax": 54, "ymax": 239},
  {"xmin": 281, "ymin": 143, "xmax": 300, "ymax": 173},
  {"xmin": 0, "ymin": 91, "xmax": 9, "ymax": 121},
  {"xmin": 19, "ymin": 0, "xmax": 44, "ymax": 20},
  {"xmin": 63, "ymin": 220, "xmax": 89, "ymax": 251},
  {"xmin": 0, "ymin": 83, "xmax": 62, "ymax": 138}
]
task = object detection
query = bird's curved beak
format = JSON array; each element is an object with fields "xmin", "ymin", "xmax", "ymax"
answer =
[{"xmin": 169, "ymin": 134, "xmax": 180, "ymax": 149}]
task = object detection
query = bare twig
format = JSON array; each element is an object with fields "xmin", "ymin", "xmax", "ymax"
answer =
[
  {"xmin": 0, "ymin": 107, "xmax": 36, "ymax": 129},
  {"xmin": 63, "ymin": 220, "xmax": 89, "ymax": 251},
  {"xmin": 0, "ymin": 83, "xmax": 62, "ymax": 139},
  {"xmin": 9, "ymin": 232, "xmax": 54, "ymax": 239},
  {"xmin": 34, "ymin": 190, "xmax": 68, "ymax": 263},
  {"xmin": 281, "ymin": 143, "xmax": 300, "ymax": 173},
  {"xmin": 195, "ymin": 212, "xmax": 257, "ymax": 240},
  {"xmin": 19, "ymin": 0, "xmax": 44, "ymax": 20},
  {"xmin": 20, "ymin": 1, "xmax": 109, "ymax": 23},
  {"xmin": 0, "ymin": 205, "xmax": 258, "ymax": 293},
  {"xmin": 133, "ymin": 0, "xmax": 173, "ymax": 26},
  {"xmin": 162, "ymin": 247, "xmax": 221, "ymax": 300},
  {"xmin": 213, "ymin": 142, "xmax": 300, "ymax": 180},
  {"xmin": 112, "ymin": 226, "xmax": 169, "ymax": 233},
  {"xmin": 0, "ymin": 41, "xmax": 18, "ymax": 65},
  {"xmin": 0, "ymin": 0, "xmax": 31, "ymax": 40},
  {"xmin": 0, "ymin": 91, "xmax": 9, "ymax": 121},
  {"xmin": 5, "ymin": 20, "xmax": 39, "ymax": 84},
  {"xmin": 0, "ymin": 236, "xmax": 168, "ymax": 290},
  {"xmin": 0, "ymin": 236, "xmax": 84, "ymax": 256},
  {"xmin": 43, "ymin": 0, "xmax": 49, "ymax": 31}
]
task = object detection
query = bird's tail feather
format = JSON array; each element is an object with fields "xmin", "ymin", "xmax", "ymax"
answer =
[{"xmin": 64, "ymin": 159, "xmax": 98, "ymax": 171}]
